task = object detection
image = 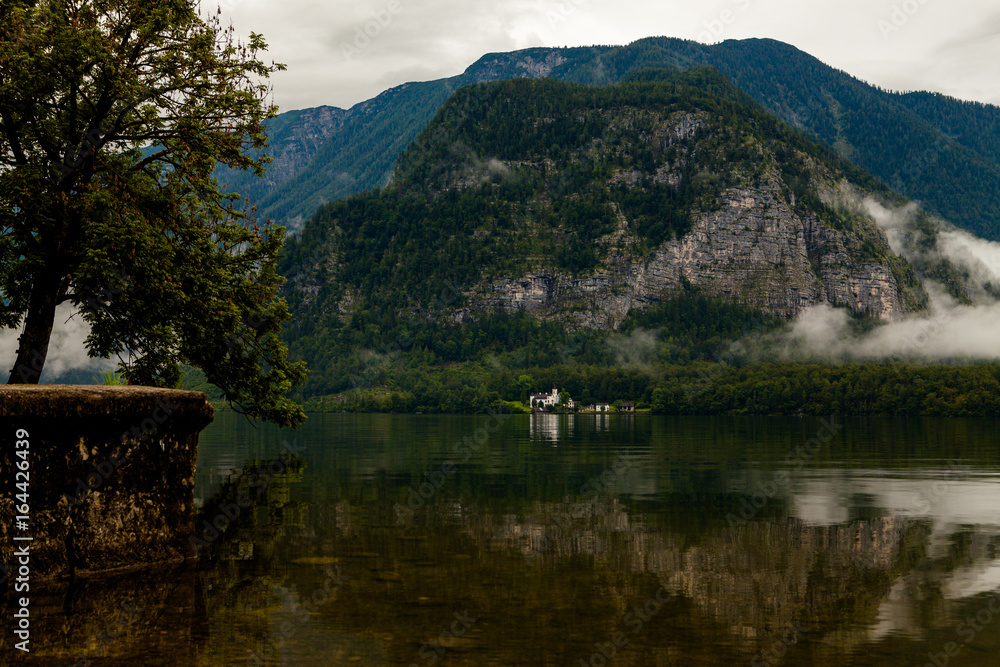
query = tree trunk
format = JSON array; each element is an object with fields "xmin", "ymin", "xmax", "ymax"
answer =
[{"xmin": 7, "ymin": 273, "xmax": 62, "ymax": 384}]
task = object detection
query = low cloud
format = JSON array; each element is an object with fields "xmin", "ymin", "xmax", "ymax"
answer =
[
  {"xmin": 780, "ymin": 288, "xmax": 1000, "ymax": 360},
  {"xmin": 607, "ymin": 328, "xmax": 660, "ymax": 366},
  {"xmin": 776, "ymin": 193, "xmax": 1000, "ymax": 362},
  {"xmin": 0, "ymin": 303, "xmax": 114, "ymax": 382}
]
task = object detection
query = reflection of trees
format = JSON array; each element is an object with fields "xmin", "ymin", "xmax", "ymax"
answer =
[
  {"xmin": 194, "ymin": 454, "xmax": 313, "ymax": 666},
  {"xmin": 0, "ymin": 562, "xmax": 207, "ymax": 664},
  {"xmin": 21, "ymin": 469, "xmax": 983, "ymax": 666}
]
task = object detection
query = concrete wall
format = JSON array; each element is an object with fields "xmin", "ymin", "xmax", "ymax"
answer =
[{"xmin": 1, "ymin": 386, "xmax": 214, "ymax": 581}]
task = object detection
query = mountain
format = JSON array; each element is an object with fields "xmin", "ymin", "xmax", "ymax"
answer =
[
  {"xmin": 276, "ymin": 69, "xmax": 931, "ymax": 397},
  {"xmin": 221, "ymin": 37, "xmax": 1000, "ymax": 241}
]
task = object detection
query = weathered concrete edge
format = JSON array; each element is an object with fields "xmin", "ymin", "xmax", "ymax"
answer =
[
  {"xmin": 0, "ymin": 385, "xmax": 214, "ymax": 425},
  {"xmin": 0, "ymin": 385, "xmax": 215, "ymax": 581}
]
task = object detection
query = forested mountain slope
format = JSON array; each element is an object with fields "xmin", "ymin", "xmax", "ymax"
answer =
[
  {"xmin": 221, "ymin": 38, "xmax": 1000, "ymax": 241},
  {"xmin": 276, "ymin": 69, "xmax": 928, "ymax": 397}
]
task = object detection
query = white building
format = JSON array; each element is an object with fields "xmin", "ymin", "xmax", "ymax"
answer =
[{"xmin": 529, "ymin": 388, "xmax": 560, "ymax": 410}]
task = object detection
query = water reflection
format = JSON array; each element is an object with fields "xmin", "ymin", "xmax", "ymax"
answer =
[
  {"xmin": 6, "ymin": 415, "xmax": 1000, "ymax": 666},
  {"xmin": 528, "ymin": 412, "xmax": 563, "ymax": 441}
]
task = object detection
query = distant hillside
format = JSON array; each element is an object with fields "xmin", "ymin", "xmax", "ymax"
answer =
[
  {"xmin": 277, "ymin": 69, "xmax": 929, "ymax": 398},
  {"xmin": 220, "ymin": 37, "xmax": 1000, "ymax": 241}
]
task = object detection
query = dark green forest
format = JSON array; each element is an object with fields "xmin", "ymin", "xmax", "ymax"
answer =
[
  {"xmin": 299, "ymin": 358, "xmax": 1000, "ymax": 419},
  {"xmin": 261, "ymin": 71, "xmax": 1000, "ymax": 418},
  {"xmin": 274, "ymin": 284, "xmax": 1000, "ymax": 418}
]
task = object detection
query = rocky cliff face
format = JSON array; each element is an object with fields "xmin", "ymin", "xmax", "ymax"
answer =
[
  {"xmin": 477, "ymin": 183, "xmax": 907, "ymax": 328},
  {"xmin": 260, "ymin": 106, "xmax": 349, "ymax": 189},
  {"xmin": 424, "ymin": 81, "xmax": 924, "ymax": 326}
]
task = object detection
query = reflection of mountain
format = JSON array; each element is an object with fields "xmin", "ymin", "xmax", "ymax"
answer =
[
  {"xmin": 27, "ymin": 414, "xmax": 1000, "ymax": 666},
  {"xmin": 789, "ymin": 469, "xmax": 1000, "ymax": 532},
  {"xmin": 457, "ymin": 500, "xmax": 911, "ymax": 650},
  {"xmin": 783, "ymin": 470, "xmax": 1000, "ymax": 644}
]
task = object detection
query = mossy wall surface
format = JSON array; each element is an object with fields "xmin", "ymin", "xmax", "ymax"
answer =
[{"xmin": 0, "ymin": 386, "xmax": 214, "ymax": 581}]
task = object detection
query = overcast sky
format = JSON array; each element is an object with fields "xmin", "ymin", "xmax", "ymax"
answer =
[{"xmin": 217, "ymin": 0, "xmax": 1000, "ymax": 113}]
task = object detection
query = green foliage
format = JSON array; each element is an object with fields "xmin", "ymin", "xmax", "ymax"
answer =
[
  {"xmin": 0, "ymin": 0, "xmax": 305, "ymax": 426},
  {"xmin": 300, "ymin": 359, "xmax": 1000, "ymax": 419},
  {"xmin": 650, "ymin": 363, "xmax": 1000, "ymax": 417},
  {"xmin": 282, "ymin": 285, "xmax": 781, "ymax": 401},
  {"xmin": 619, "ymin": 291, "xmax": 781, "ymax": 363},
  {"xmin": 99, "ymin": 370, "xmax": 127, "ymax": 386}
]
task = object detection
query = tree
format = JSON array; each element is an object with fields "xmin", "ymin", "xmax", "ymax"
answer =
[{"xmin": 0, "ymin": 0, "xmax": 307, "ymax": 426}]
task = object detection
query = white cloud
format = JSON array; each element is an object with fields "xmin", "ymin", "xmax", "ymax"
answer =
[
  {"xmin": 0, "ymin": 304, "xmax": 114, "ymax": 382},
  {"xmin": 780, "ymin": 197, "xmax": 1000, "ymax": 362},
  {"xmin": 214, "ymin": 0, "xmax": 1000, "ymax": 111}
]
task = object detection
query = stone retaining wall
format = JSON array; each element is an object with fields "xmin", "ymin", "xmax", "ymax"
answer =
[{"xmin": 0, "ymin": 386, "xmax": 214, "ymax": 581}]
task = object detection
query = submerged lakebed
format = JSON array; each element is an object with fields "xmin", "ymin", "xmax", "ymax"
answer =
[{"xmin": 7, "ymin": 413, "xmax": 1000, "ymax": 666}]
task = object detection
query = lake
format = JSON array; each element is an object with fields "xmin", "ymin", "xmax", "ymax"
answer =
[{"xmin": 11, "ymin": 414, "xmax": 1000, "ymax": 666}]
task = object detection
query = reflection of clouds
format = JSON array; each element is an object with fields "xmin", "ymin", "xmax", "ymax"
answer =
[
  {"xmin": 789, "ymin": 470, "xmax": 1000, "ymax": 530},
  {"xmin": 869, "ymin": 555, "xmax": 1000, "ymax": 641},
  {"xmin": 789, "ymin": 479, "xmax": 851, "ymax": 525},
  {"xmin": 941, "ymin": 557, "xmax": 1000, "ymax": 600},
  {"xmin": 791, "ymin": 471, "xmax": 1000, "ymax": 569},
  {"xmin": 869, "ymin": 578, "xmax": 924, "ymax": 640},
  {"xmin": 781, "ymin": 468, "xmax": 1000, "ymax": 639}
]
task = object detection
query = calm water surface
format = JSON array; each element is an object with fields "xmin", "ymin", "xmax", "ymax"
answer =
[{"xmin": 14, "ymin": 414, "xmax": 1000, "ymax": 666}]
